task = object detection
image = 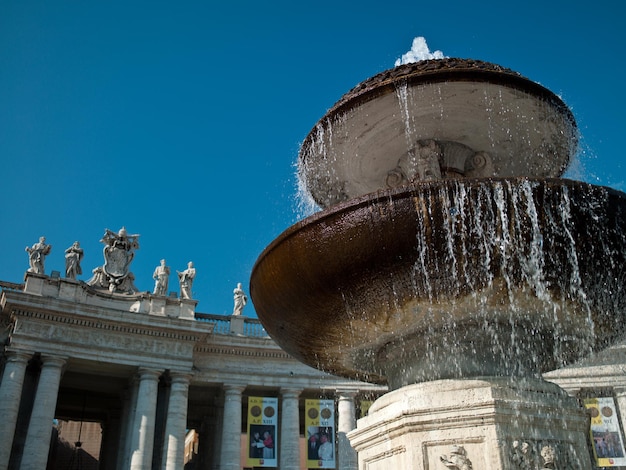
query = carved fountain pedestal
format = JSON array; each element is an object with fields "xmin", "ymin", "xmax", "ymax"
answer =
[
  {"xmin": 350, "ymin": 378, "xmax": 589, "ymax": 469},
  {"xmin": 251, "ymin": 59, "xmax": 626, "ymax": 469}
]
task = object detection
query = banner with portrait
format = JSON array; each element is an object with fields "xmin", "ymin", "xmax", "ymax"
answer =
[
  {"xmin": 584, "ymin": 396, "xmax": 626, "ymax": 467},
  {"xmin": 305, "ymin": 399, "xmax": 336, "ymax": 468},
  {"xmin": 247, "ymin": 396, "xmax": 278, "ymax": 467}
]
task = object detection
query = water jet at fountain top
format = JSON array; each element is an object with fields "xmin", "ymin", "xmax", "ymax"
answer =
[
  {"xmin": 250, "ymin": 58, "xmax": 625, "ymax": 390},
  {"xmin": 394, "ymin": 36, "xmax": 446, "ymax": 66}
]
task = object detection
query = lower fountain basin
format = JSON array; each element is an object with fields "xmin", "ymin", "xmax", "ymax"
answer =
[{"xmin": 250, "ymin": 178, "xmax": 626, "ymax": 388}]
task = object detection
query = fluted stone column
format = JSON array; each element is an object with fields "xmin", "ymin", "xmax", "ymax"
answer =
[
  {"xmin": 220, "ymin": 384, "xmax": 245, "ymax": 470},
  {"xmin": 20, "ymin": 355, "xmax": 67, "ymax": 470},
  {"xmin": 280, "ymin": 388, "xmax": 302, "ymax": 470},
  {"xmin": 129, "ymin": 368, "xmax": 162, "ymax": 470},
  {"xmin": 162, "ymin": 372, "xmax": 191, "ymax": 470},
  {"xmin": 0, "ymin": 350, "xmax": 31, "ymax": 469},
  {"xmin": 337, "ymin": 390, "xmax": 358, "ymax": 470}
]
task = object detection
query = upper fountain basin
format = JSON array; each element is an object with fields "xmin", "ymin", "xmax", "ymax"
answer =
[
  {"xmin": 299, "ymin": 59, "xmax": 578, "ymax": 209},
  {"xmin": 250, "ymin": 178, "xmax": 626, "ymax": 389}
]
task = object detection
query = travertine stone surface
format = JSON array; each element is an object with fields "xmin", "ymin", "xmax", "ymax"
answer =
[
  {"xmin": 129, "ymin": 368, "xmax": 161, "ymax": 470},
  {"xmin": 21, "ymin": 355, "xmax": 67, "ymax": 470},
  {"xmin": 280, "ymin": 388, "xmax": 302, "ymax": 470},
  {"xmin": 162, "ymin": 373, "xmax": 192, "ymax": 470},
  {"xmin": 220, "ymin": 385, "xmax": 245, "ymax": 470},
  {"xmin": 349, "ymin": 378, "xmax": 591, "ymax": 470},
  {"xmin": 0, "ymin": 351, "xmax": 31, "ymax": 469},
  {"xmin": 337, "ymin": 390, "xmax": 358, "ymax": 470}
]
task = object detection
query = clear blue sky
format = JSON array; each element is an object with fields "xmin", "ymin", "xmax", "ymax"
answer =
[{"xmin": 1, "ymin": 1, "xmax": 623, "ymax": 316}]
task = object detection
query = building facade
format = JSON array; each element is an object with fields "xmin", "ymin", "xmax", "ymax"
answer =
[
  {"xmin": 0, "ymin": 273, "xmax": 384, "ymax": 470},
  {"xmin": 1, "ymin": 272, "xmax": 626, "ymax": 469}
]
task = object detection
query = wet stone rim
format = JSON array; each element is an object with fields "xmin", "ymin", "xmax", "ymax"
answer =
[{"xmin": 301, "ymin": 58, "xmax": 577, "ymax": 156}]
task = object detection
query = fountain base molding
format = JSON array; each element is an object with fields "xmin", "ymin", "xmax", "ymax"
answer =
[{"xmin": 348, "ymin": 377, "xmax": 591, "ymax": 469}]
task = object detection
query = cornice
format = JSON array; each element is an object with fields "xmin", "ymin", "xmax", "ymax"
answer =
[
  {"xmin": 195, "ymin": 344, "xmax": 292, "ymax": 359},
  {"xmin": 2, "ymin": 289, "xmax": 213, "ymax": 343},
  {"xmin": 10, "ymin": 306, "xmax": 204, "ymax": 342}
]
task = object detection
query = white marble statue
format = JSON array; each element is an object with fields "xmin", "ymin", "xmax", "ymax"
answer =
[
  {"xmin": 152, "ymin": 259, "xmax": 170, "ymax": 296},
  {"xmin": 25, "ymin": 236, "xmax": 52, "ymax": 274},
  {"xmin": 233, "ymin": 282, "xmax": 247, "ymax": 315},
  {"xmin": 64, "ymin": 241, "xmax": 84, "ymax": 279},
  {"xmin": 87, "ymin": 227, "xmax": 140, "ymax": 294},
  {"xmin": 177, "ymin": 262, "xmax": 196, "ymax": 300}
]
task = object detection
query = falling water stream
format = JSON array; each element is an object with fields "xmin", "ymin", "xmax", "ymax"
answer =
[
  {"xmin": 253, "ymin": 58, "xmax": 626, "ymax": 469},
  {"xmin": 290, "ymin": 74, "xmax": 625, "ymax": 389},
  {"xmin": 301, "ymin": 177, "xmax": 626, "ymax": 390}
]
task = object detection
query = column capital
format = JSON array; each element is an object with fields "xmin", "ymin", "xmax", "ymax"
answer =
[
  {"xmin": 223, "ymin": 384, "xmax": 246, "ymax": 395},
  {"xmin": 170, "ymin": 372, "xmax": 193, "ymax": 385},
  {"xmin": 280, "ymin": 388, "xmax": 302, "ymax": 399},
  {"xmin": 336, "ymin": 389, "xmax": 359, "ymax": 400},
  {"xmin": 40, "ymin": 354, "xmax": 68, "ymax": 370},
  {"xmin": 136, "ymin": 367, "xmax": 162, "ymax": 381},
  {"xmin": 3, "ymin": 350, "xmax": 33, "ymax": 364}
]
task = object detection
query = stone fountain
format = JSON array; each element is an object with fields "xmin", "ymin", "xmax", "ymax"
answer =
[{"xmin": 250, "ymin": 59, "xmax": 626, "ymax": 468}]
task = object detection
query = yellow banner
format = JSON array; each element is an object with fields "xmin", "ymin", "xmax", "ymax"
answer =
[
  {"xmin": 305, "ymin": 399, "xmax": 336, "ymax": 468},
  {"xmin": 247, "ymin": 396, "xmax": 278, "ymax": 467},
  {"xmin": 584, "ymin": 397, "xmax": 626, "ymax": 467}
]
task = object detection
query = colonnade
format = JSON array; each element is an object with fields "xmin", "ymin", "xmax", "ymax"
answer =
[
  {"xmin": 0, "ymin": 349, "xmax": 364, "ymax": 470},
  {"xmin": 0, "ymin": 351, "xmax": 70, "ymax": 469},
  {"xmin": 0, "ymin": 350, "xmax": 192, "ymax": 470},
  {"xmin": 216, "ymin": 385, "xmax": 359, "ymax": 470}
]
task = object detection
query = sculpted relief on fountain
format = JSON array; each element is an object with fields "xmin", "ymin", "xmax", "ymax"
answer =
[{"xmin": 385, "ymin": 139, "xmax": 495, "ymax": 187}]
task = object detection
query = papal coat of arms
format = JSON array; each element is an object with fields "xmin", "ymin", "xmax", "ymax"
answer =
[{"xmin": 88, "ymin": 227, "xmax": 140, "ymax": 294}]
